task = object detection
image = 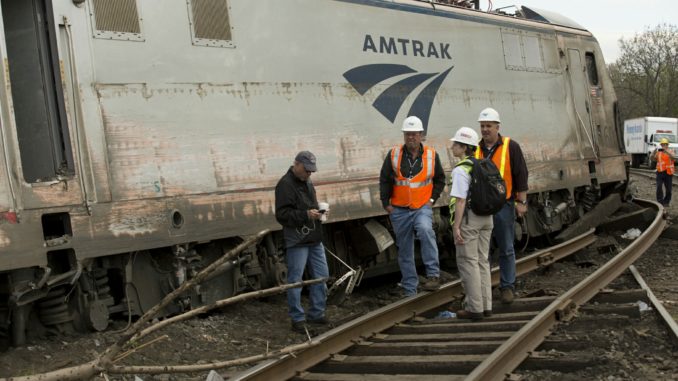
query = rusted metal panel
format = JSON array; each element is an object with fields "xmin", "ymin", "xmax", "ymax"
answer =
[
  {"xmin": 94, "ymin": 78, "xmax": 595, "ymax": 201},
  {"xmin": 0, "ymin": 213, "xmax": 48, "ymax": 270},
  {"xmin": 20, "ymin": 180, "xmax": 84, "ymax": 208}
]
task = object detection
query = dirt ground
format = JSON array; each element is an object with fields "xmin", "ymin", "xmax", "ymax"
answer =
[{"xmin": 0, "ymin": 173, "xmax": 677, "ymax": 380}]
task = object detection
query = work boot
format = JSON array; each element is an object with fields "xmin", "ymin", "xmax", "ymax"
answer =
[
  {"xmin": 291, "ymin": 320, "xmax": 310, "ymax": 334},
  {"xmin": 501, "ymin": 288, "xmax": 514, "ymax": 304},
  {"xmin": 421, "ymin": 277, "xmax": 441, "ymax": 291},
  {"xmin": 456, "ymin": 309, "xmax": 483, "ymax": 321},
  {"xmin": 389, "ymin": 285, "xmax": 416, "ymax": 298},
  {"xmin": 483, "ymin": 310, "xmax": 493, "ymax": 317},
  {"xmin": 307, "ymin": 316, "xmax": 330, "ymax": 326}
]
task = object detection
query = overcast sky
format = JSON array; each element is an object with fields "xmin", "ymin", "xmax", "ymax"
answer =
[{"xmin": 487, "ymin": 1, "xmax": 677, "ymax": 63}]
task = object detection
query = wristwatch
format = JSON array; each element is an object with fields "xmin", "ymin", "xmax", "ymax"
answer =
[{"xmin": 429, "ymin": 198, "xmax": 435, "ymax": 204}]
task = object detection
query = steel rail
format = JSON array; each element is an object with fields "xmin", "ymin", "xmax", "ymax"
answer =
[
  {"xmin": 231, "ymin": 229, "xmax": 597, "ymax": 381},
  {"xmin": 629, "ymin": 168, "xmax": 678, "ymax": 184},
  {"xmin": 466, "ymin": 199, "xmax": 665, "ymax": 381},
  {"xmin": 628, "ymin": 265, "xmax": 678, "ymax": 345}
]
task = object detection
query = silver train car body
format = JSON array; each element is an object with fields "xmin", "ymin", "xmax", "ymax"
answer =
[{"xmin": 0, "ymin": 0, "xmax": 625, "ymax": 343}]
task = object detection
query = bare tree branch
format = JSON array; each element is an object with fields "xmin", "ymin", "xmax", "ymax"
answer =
[
  {"xmin": 108, "ymin": 339, "xmax": 322, "ymax": 375},
  {"xmin": 99, "ymin": 229, "xmax": 271, "ymax": 368},
  {"xmin": 132, "ymin": 278, "xmax": 327, "ymax": 342},
  {"xmin": 6, "ymin": 229, "xmax": 272, "ymax": 381}
]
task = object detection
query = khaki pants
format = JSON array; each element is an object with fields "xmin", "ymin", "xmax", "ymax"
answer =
[{"xmin": 455, "ymin": 210, "xmax": 493, "ymax": 313}]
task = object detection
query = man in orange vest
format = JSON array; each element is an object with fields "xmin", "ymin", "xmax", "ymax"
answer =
[
  {"xmin": 475, "ymin": 108, "xmax": 529, "ymax": 304},
  {"xmin": 650, "ymin": 138, "xmax": 675, "ymax": 207},
  {"xmin": 379, "ymin": 116, "xmax": 446, "ymax": 296}
]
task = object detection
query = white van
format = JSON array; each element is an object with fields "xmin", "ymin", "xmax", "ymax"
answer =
[{"xmin": 624, "ymin": 117, "xmax": 678, "ymax": 167}]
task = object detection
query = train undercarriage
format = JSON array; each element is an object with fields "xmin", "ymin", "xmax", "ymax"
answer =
[{"xmin": 0, "ymin": 177, "xmax": 629, "ymax": 348}]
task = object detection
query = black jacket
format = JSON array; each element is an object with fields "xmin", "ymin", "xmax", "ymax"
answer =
[{"xmin": 275, "ymin": 167, "xmax": 322, "ymax": 248}]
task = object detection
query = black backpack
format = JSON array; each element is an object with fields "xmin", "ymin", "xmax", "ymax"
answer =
[{"xmin": 465, "ymin": 157, "xmax": 507, "ymax": 216}]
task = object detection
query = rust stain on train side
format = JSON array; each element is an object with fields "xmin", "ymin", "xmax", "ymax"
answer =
[
  {"xmin": 104, "ymin": 202, "xmax": 165, "ymax": 238},
  {"xmin": 27, "ymin": 180, "xmax": 84, "ymax": 205}
]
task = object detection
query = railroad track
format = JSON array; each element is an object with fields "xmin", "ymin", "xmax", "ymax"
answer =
[
  {"xmin": 511, "ymin": 264, "xmax": 678, "ymax": 378},
  {"xmin": 231, "ymin": 199, "xmax": 667, "ymax": 381},
  {"xmin": 629, "ymin": 168, "xmax": 678, "ymax": 184}
]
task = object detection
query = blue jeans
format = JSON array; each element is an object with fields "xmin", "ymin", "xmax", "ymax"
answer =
[
  {"xmin": 286, "ymin": 243, "xmax": 329, "ymax": 323},
  {"xmin": 389, "ymin": 205, "xmax": 440, "ymax": 295},
  {"xmin": 656, "ymin": 171, "xmax": 672, "ymax": 206},
  {"xmin": 492, "ymin": 201, "xmax": 516, "ymax": 290}
]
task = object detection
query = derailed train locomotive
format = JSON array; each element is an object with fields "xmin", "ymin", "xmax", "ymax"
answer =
[{"xmin": 0, "ymin": 0, "xmax": 627, "ymax": 345}]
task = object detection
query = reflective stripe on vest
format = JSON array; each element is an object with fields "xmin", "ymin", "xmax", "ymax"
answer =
[
  {"xmin": 657, "ymin": 151, "xmax": 675, "ymax": 175},
  {"xmin": 475, "ymin": 137, "xmax": 512, "ymax": 199},
  {"xmin": 449, "ymin": 157, "xmax": 473, "ymax": 226},
  {"xmin": 390, "ymin": 145, "xmax": 436, "ymax": 209}
]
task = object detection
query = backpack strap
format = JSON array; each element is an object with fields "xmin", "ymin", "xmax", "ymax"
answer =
[{"xmin": 455, "ymin": 157, "xmax": 475, "ymax": 172}]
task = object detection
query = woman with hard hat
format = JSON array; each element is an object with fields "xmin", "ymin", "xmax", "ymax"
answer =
[
  {"xmin": 650, "ymin": 137, "xmax": 675, "ymax": 207},
  {"xmin": 448, "ymin": 127, "xmax": 493, "ymax": 321}
]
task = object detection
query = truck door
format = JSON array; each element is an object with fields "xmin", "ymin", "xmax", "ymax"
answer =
[
  {"xmin": 1, "ymin": 0, "xmax": 85, "ymax": 209},
  {"xmin": 566, "ymin": 48, "xmax": 598, "ymax": 159}
]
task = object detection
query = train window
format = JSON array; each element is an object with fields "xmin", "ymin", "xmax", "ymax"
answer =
[
  {"xmin": 585, "ymin": 52, "xmax": 599, "ymax": 86},
  {"xmin": 89, "ymin": 0, "xmax": 144, "ymax": 41},
  {"xmin": 187, "ymin": 0, "xmax": 235, "ymax": 48},
  {"xmin": 501, "ymin": 31, "xmax": 524, "ymax": 68},
  {"xmin": 541, "ymin": 37, "xmax": 560, "ymax": 73},
  {"xmin": 501, "ymin": 29, "xmax": 555, "ymax": 73},
  {"xmin": 523, "ymin": 35, "xmax": 542, "ymax": 70}
]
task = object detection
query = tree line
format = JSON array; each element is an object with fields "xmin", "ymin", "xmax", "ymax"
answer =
[{"xmin": 608, "ymin": 24, "xmax": 678, "ymax": 121}]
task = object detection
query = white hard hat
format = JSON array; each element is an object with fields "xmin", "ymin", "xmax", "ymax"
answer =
[
  {"xmin": 478, "ymin": 107, "xmax": 501, "ymax": 123},
  {"xmin": 401, "ymin": 116, "xmax": 424, "ymax": 132},
  {"xmin": 450, "ymin": 127, "xmax": 479, "ymax": 146}
]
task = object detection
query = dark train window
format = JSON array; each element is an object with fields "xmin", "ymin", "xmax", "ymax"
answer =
[
  {"xmin": 188, "ymin": 0, "xmax": 234, "ymax": 48},
  {"xmin": 90, "ymin": 0, "xmax": 143, "ymax": 41},
  {"xmin": 585, "ymin": 52, "xmax": 599, "ymax": 86}
]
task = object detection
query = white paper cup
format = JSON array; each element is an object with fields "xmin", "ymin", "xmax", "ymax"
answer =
[{"xmin": 318, "ymin": 202, "xmax": 329, "ymax": 222}]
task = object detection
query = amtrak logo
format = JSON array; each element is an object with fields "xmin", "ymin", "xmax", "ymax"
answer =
[{"xmin": 343, "ymin": 64, "xmax": 453, "ymax": 133}]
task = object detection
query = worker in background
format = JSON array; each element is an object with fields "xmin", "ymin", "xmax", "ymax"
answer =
[
  {"xmin": 650, "ymin": 138, "xmax": 675, "ymax": 207},
  {"xmin": 449, "ymin": 127, "xmax": 493, "ymax": 321},
  {"xmin": 379, "ymin": 116, "xmax": 446, "ymax": 296},
  {"xmin": 275, "ymin": 151, "xmax": 330, "ymax": 334},
  {"xmin": 475, "ymin": 108, "xmax": 529, "ymax": 304}
]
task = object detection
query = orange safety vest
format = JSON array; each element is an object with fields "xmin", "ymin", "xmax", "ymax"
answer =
[
  {"xmin": 656, "ymin": 151, "xmax": 675, "ymax": 175},
  {"xmin": 475, "ymin": 137, "xmax": 512, "ymax": 199},
  {"xmin": 390, "ymin": 145, "xmax": 436, "ymax": 209}
]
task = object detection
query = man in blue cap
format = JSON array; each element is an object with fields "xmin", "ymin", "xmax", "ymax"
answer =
[{"xmin": 275, "ymin": 151, "xmax": 330, "ymax": 334}]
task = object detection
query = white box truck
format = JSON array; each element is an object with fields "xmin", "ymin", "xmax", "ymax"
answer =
[{"xmin": 624, "ymin": 116, "xmax": 678, "ymax": 168}]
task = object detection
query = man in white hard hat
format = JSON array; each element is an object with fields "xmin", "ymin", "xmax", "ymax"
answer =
[
  {"xmin": 475, "ymin": 107, "xmax": 528, "ymax": 304},
  {"xmin": 449, "ymin": 126, "xmax": 493, "ymax": 320},
  {"xmin": 379, "ymin": 116, "xmax": 446, "ymax": 296}
]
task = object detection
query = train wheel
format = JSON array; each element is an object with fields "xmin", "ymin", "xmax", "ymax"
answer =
[{"xmin": 79, "ymin": 268, "xmax": 113, "ymax": 331}]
